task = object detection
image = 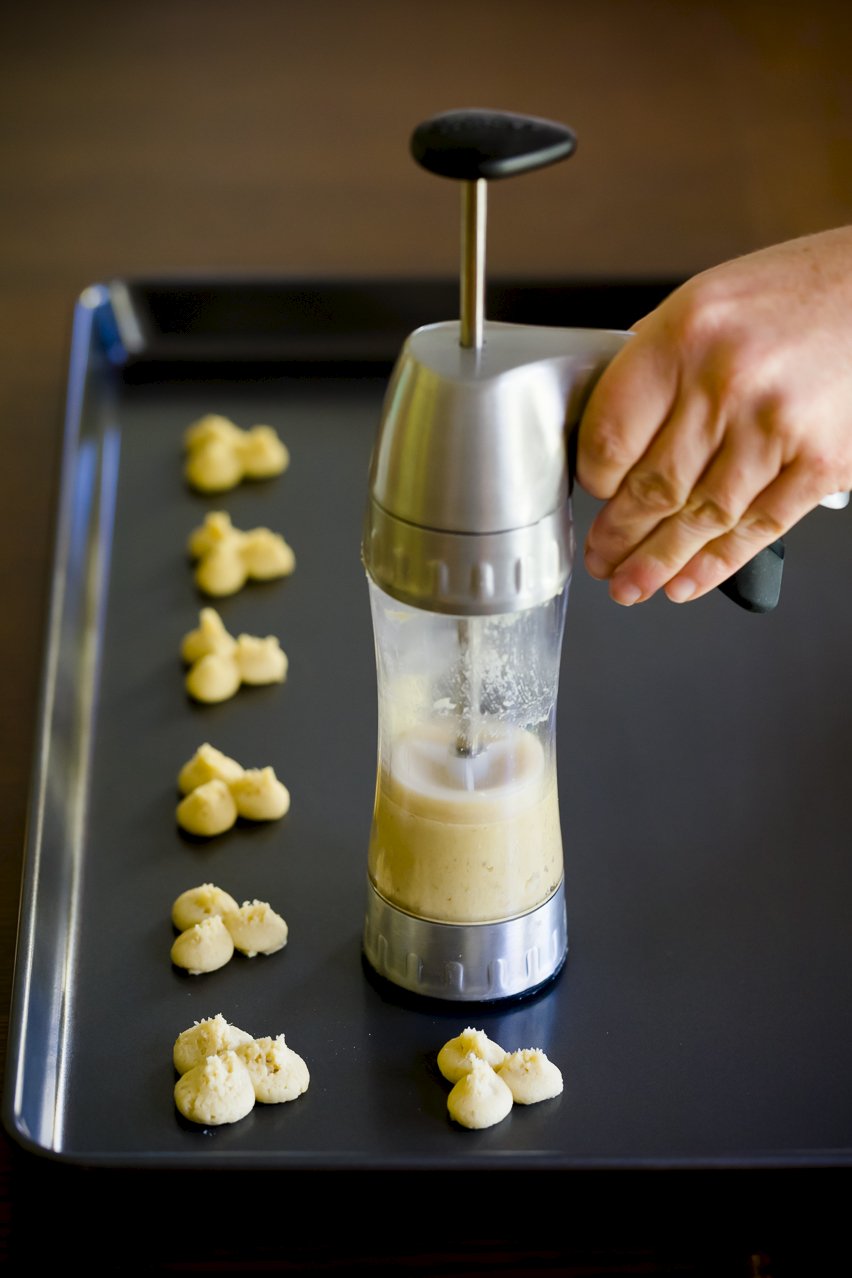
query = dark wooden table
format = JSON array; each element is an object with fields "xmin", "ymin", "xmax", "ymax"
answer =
[{"xmin": 2, "ymin": 3, "xmax": 850, "ymax": 1271}]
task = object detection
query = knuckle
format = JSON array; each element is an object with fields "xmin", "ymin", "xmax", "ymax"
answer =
[
  {"xmin": 681, "ymin": 491, "xmax": 739, "ymax": 533},
  {"xmin": 624, "ymin": 466, "xmax": 684, "ymax": 513},
  {"xmin": 581, "ymin": 421, "xmax": 632, "ymax": 475},
  {"xmin": 740, "ymin": 506, "xmax": 786, "ymax": 540}
]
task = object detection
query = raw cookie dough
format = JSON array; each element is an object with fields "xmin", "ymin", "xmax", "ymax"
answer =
[
  {"xmin": 184, "ymin": 414, "xmax": 289, "ymax": 493},
  {"xmin": 234, "ymin": 633, "xmax": 288, "ymax": 685},
  {"xmin": 171, "ymin": 882, "xmax": 240, "ymax": 931},
  {"xmin": 176, "ymin": 778, "xmax": 238, "ymax": 836},
  {"xmin": 495, "ymin": 1049, "xmax": 564, "ymax": 1104},
  {"xmin": 230, "ymin": 768, "xmax": 290, "ymax": 821},
  {"xmin": 181, "ymin": 609, "xmax": 287, "ymax": 703},
  {"xmin": 235, "ymin": 1034, "xmax": 310, "ymax": 1103},
  {"xmin": 172, "ymin": 1016, "xmax": 310, "ymax": 1127},
  {"xmin": 222, "ymin": 900, "xmax": 289, "ymax": 957},
  {"xmin": 173, "ymin": 1013, "xmax": 254, "ymax": 1075},
  {"xmin": 174, "ymin": 1050, "xmax": 256, "ymax": 1125},
  {"xmin": 170, "ymin": 914, "xmax": 235, "ymax": 975},
  {"xmin": 446, "ymin": 1056, "xmax": 514, "ymax": 1130},
  {"xmin": 176, "ymin": 747, "xmax": 290, "ymax": 835},
  {"xmin": 181, "ymin": 606, "xmax": 237, "ymax": 665},
  {"xmin": 437, "ymin": 1027, "xmax": 506, "ymax": 1083},
  {"xmin": 188, "ymin": 511, "xmax": 295, "ymax": 597},
  {"xmin": 178, "ymin": 743, "xmax": 244, "ymax": 795}
]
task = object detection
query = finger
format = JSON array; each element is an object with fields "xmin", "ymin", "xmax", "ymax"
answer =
[
  {"xmin": 584, "ymin": 389, "xmax": 722, "ymax": 580},
  {"xmin": 602, "ymin": 423, "xmax": 785, "ymax": 603},
  {"xmin": 663, "ymin": 461, "xmax": 822, "ymax": 604},
  {"xmin": 576, "ymin": 329, "xmax": 677, "ymax": 501}
]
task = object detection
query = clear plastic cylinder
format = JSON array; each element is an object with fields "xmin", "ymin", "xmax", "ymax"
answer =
[{"xmin": 366, "ymin": 580, "xmax": 568, "ymax": 925}]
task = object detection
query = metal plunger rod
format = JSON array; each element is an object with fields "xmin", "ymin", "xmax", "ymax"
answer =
[{"xmin": 459, "ymin": 179, "xmax": 487, "ymax": 349}]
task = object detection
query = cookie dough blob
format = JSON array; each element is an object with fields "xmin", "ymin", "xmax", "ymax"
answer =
[
  {"xmin": 230, "ymin": 767, "xmax": 290, "ymax": 821},
  {"xmin": 235, "ymin": 634, "xmax": 288, "ymax": 685},
  {"xmin": 223, "ymin": 900, "xmax": 288, "ymax": 957},
  {"xmin": 194, "ymin": 540, "xmax": 249, "ymax": 598},
  {"xmin": 496, "ymin": 1049, "xmax": 564, "ymax": 1105},
  {"xmin": 178, "ymin": 743, "xmax": 245, "ymax": 795},
  {"xmin": 181, "ymin": 607, "xmax": 237, "ymax": 665},
  {"xmin": 238, "ymin": 424, "xmax": 290, "ymax": 479},
  {"xmin": 240, "ymin": 528, "xmax": 296, "ymax": 580},
  {"xmin": 184, "ymin": 414, "xmax": 244, "ymax": 453},
  {"xmin": 187, "ymin": 510, "xmax": 238, "ymax": 560},
  {"xmin": 437, "ymin": 1027, "xmax": 507, "ymax": 1083},
  {"xmin": 447, "ymin": 1056, "xmax": 514, "ymax": 1130},
  {"xmin": 176, "ymin": 779, "xmax": 238, "ymax": 836},
  {"xmin": 171, "ymin": 882, "xmax": 240, "ymax": 932},
  {"xmin": 236, "ymin": 1035, "xmax": 310, "ymax": 1103},
  {"xmin": 173, "ymin": 1013, "xmax": 253, "ymax": 1075},
  {"xmin": 171, "ymin": 914, "xmax": 235, "ymax": 975},
  {"xmin": 174, "ymin": 1050, "xmax": 256, "ymax": 1126},
  {"xmin": 185, "ymin": 439, "xmax": 245, "ymax": 494},
  {"xmin": 185, "ymin": 653, "xmax": 242, "ymax": 704}
]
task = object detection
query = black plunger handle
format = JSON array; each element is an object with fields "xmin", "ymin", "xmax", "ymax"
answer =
[{"xmin": 410, "ymin": 108, "xmax": 577, "ymax": 180}]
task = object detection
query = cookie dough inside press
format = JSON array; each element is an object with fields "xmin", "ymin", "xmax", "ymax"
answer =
[
  {"xmin": 170, "ymin": 914, "xmax": 235, "ymax": 975},
  {"xmin": 235, "ymin": 1034, "xmax": 310, "ymax": 1103},
  {"xmin": 437, "ymin": 1026, "xmax": 506, "ymax": 1083},
  {"xmin": 446, "ymin": 1055, "xmax": 514, "ymax": 1130},
  {"xmin": 174, "ymin": 1050, "xmax": 256, "ymax": 1126},
  {"xmin": 173, "ymin": 1013, "xmax": 254, "ymax": 1075}
]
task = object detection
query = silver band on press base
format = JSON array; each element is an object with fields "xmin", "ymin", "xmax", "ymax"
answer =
[{"xmin": 362, "ymin": 880, "xmax": 568, "ymax": 1002}]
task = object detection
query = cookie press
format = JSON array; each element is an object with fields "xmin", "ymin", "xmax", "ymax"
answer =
[{"xmin": 360, "ymin": 108, "xmax": 788, "ymax": 1003}]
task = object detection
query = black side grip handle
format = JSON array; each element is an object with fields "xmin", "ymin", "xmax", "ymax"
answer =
[
  {"xmin": 717, "ymin": 539, "xmax": 785, "ymax": 613},
  {"xmin": 410, "ymin": 109, "xmax": 577, "ymax": 181}
]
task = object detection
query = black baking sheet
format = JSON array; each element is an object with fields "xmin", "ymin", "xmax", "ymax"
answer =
[{"xmin": 5, "ymin": 277, "xmax": 852, "ymax": 1170}]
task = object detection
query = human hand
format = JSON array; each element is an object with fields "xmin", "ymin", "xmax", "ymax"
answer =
[{"xmin": 576, "ymin": 227, "xmax": 852, "ymax": 606}]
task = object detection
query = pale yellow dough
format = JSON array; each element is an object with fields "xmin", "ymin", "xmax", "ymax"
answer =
[
  {"xmin": 183, "ymin": 414, "xmax": 289, "ymax": 493},
  {"xmin": 173, "ymin": 1013, "xmax": 254, "ymax": 1075},
  {"xmin": 495, "ymin": 1048, "xmax": 564, "ymax": 1104},
  {"xmin": 176, "ymin": 778, "xmax": 238, "ymax": 836},
  {"xmin": 188, "ymin": 511, "xmax": 295, "ymax": 598},
  {"xmin": 172, "ymin": 1016, "xmax": 310, "ymax": 1126},
  {"xmin": 181, "ymin": 606, "xmax": 237, "ymax": 665},
  {"xmin": 234, "ymin": 633, "xmax": 288, "ymax": 685},
  {"xmin": 170, "ymin": 914, "xmax": 235, "ymax": 975},
  {"xmin": 230, "ymin": 767, "xmax": 290, "ymax": 821},
  {"xmin": 177, "ymin": 743, "xmax": 245, "ymax": 795},
  {"xmin": 181, "ymin": 609, "xmax": 287, "ymax": 703},
  {"xmin": 235, "ymin": 1035, "xmax": 310, "ymax": 1103},
  {"xmin": 223, "ymin": 900, "xmax": 289, "ymax": 957},
  {"xmin": 176, "ymin": 746, "xmax": 290, "ymax": 835},
  {"xmin": 446, "ymin": 1055, "xmax": 513, "ymax": 1130},
  {"xmin": 437, "ymin": 1026, "xmax": 506, "ymax": 1083},
  {"xmin": 174, "ymin": 1050, "xmax": 256, "ymax": 1125},
  {"xmin": 171, "ymin": 882, "xmax": 240, "ymax": 932}
]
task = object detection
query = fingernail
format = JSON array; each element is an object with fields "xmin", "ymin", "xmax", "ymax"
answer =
[
  {"xmin": 611, "ymin": 579, "xmax": 642, "ymax": 607},
  {"xmin": 584, "ymin": 549, "xmax": 611, "ymax": 580},
  {"xmin": 666, "ymin": 577, "xmax": 696, "ymax": 603}
]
